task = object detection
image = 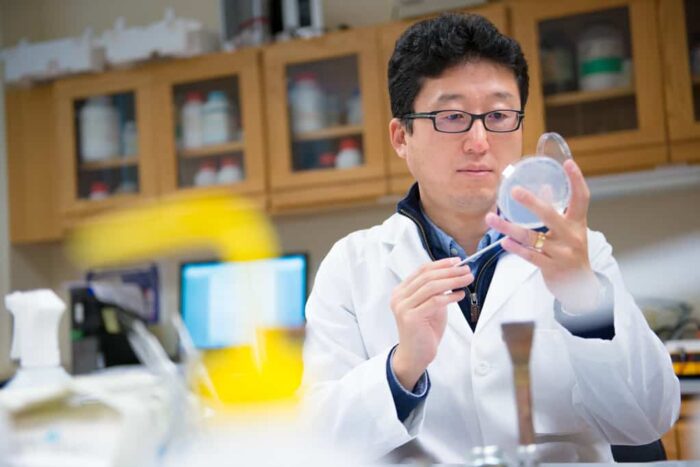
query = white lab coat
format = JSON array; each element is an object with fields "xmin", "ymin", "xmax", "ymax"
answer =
[{"xmin": 302, "ymin": 213, "xmax": 680, "ymax": 463}]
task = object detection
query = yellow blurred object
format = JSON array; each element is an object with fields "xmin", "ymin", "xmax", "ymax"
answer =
[
  {"xmin": 67, "ymin": 190, "xmax": 278, "ymax": 267},
  {"xmin": 199, "ymin": 328, "xmax": 304, "ymax": 404},
  {"xmin": 66, "ymin": 190, "xmax": 305, "ymax": 405}
]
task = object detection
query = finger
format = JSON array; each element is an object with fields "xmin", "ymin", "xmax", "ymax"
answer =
[
  {"xmin": 511, "ymin": 186, "xmax": 567, "ymax": 231},
  {"xmin": 412, "ymin": 289, "xmax": 467, "ymax": 317},
  {"xmin": 562, "ymin": 159, "xmax": 590, "ymax": 223},
  {"xmin": 502, "ymin": 237, "xmax": 551, "ymax": 269},
  {"xmin": 485, "ymin": 212, "xmax": 540, "ymax": 246},
  {"xmin": 401, "ymin": 257, "xmax": 466, "ymax": 293},
  {"xmin": 401, "ymin": 270, "xmax": 474, "ymax": 310}
]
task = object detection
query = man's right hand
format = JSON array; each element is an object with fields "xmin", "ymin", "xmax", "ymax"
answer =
[{"xmin": 390, "ymin": 257, "xmax": 474, "ymax": 389}]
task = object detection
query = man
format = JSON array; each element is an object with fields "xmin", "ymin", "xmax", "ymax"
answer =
[{"xmin": 302, "ymin": 13, "xmax": 679, "ymax": 463}]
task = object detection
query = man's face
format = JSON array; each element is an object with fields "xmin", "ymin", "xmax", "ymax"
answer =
[{"xmin": 391, "ymin": 60, "xmax": 523, "ymax": 216}]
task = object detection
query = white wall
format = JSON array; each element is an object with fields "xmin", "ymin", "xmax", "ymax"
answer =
[{"xmin": 0, "ymin": 5, "xmax": 15, "ymax": 380}]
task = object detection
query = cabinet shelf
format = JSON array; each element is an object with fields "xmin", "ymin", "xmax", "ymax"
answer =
[
  {"xmin": 178, "ymin": 140, "xmax": 245, "ymax": 159},
  {"xmin": 79, "ymin": 156, "xmax": 138, "ymax": 171},
  {"xmin": 292, "ymin": 124, "xmax": 363, "ymax": 142},
  {"xmin": 544, "ymin": 86, "xmax": 635, "ymax": 107}
]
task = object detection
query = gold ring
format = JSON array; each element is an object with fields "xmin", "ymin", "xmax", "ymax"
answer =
[{"xmin": 533, "ymin": 232, "xmax": 546, "ymax": 252}]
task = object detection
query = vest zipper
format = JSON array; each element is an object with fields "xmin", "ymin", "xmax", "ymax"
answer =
[
  {"xmin": 399, "ymin": 208, "xmax": 503, "ymax": 325},
  {"xmin": 468, "ymin": 251, "xmax": 501, "ymax": 324}
]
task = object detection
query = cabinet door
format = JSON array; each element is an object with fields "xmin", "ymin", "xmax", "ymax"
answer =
[
  {"xmin": 659, "ymin": 0, "xmax": 700, "ymax": 164},
  {"xmin": 677, "ymin": 395, "xmax": 700, "ymax": 459},
  {"xmin": 511, "ymin": 0, "xmax": 668, "ymax": 175},
  {"xmin": 264, "ymin": 27, "xmax": 387, "ymax": 212},
  {"xmin": 54, "ymin": 68, "xmax": 157, "ymax": 218},
  {"xmin": 379, "ymin": 4, "xmax": 509, "ymax": 196},
  {"xmin": 152, "ymin": 50, "xmax": 266, "ymax": 199},
  {"xmin": 5, "ymin": 84, "xmax": 62, "ymax": 243}
]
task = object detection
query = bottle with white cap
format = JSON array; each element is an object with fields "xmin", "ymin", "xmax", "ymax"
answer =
[
  {"xmin": 5, "ymin": 289, "xmax": 71, "ymax": 389},
  {"xmin": 217, "ymin": 157, "xmax": 244, "ymax": 184}
]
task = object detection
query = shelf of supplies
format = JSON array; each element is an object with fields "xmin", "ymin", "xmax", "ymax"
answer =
[
  {"xmin": 292, "ymin": 124, "xmax": 363, "ymax": 142},
  {"xmin": 79, "ymin": 156, "xmax": 138, "ymax": 171},
  {"xmin": 544, "ymin": 86, "xmax": 635, "ymax": 107},
  {"xmin": 178, "ymin": 140, "xmax": 245, "ymax": 159}
]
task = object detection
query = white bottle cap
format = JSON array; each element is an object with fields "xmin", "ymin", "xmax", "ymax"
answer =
[{"xmin": 6, "ymin": 289, "xmax": 65, "ymax": 368}]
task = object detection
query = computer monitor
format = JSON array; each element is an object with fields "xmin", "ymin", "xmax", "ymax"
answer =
[{"xmin": 180, "ymin": 253, "xmax": 308, "ymax": 349}]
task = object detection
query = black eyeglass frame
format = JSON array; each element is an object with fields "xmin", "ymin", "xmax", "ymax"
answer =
[{"xmin": 401, "ymin": 109, "xmax": 525, "ymax": 133}]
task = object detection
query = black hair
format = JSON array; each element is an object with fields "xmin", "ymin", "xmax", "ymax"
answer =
[{"xmin": 388, "ymin": 13, "xmax": 529, "ymax": 133}]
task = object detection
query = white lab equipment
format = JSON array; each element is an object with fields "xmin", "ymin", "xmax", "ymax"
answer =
[
  {"xmin": 80, "ymin": 96, "xmax": 121, "ymax": 162},
  {"xmin": 194, "ymin": 161, "xmax": 218, "ymax": 187},
  {"xmin": 289, "ymin": 72, "xmax": 325, "ymax": 134},
  {"xmin": 181, "ymin": 91, "xmax": 205, "ymax": 149},
  {"xmin": 458, "ymin": 132, "xmax": 572, "ymax": 266},
  {"xmin": 335, "ymin": 138, "xmax": 362, "ymax": 169},
  {"xmin": 202, "ymin": 91, "xmax": 233, "ymax": 145},
  {"xmin": 5, "ymin": 289, "xmax": 71, "ymax": 390},
  {"xmin": 217, "ymin": 157, "xmax": 244, "ymax": 184}
]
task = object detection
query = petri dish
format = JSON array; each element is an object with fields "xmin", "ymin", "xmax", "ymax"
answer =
[{"xmin": 497, "ymin": 132, "xmax": 572, "ymax": 228}]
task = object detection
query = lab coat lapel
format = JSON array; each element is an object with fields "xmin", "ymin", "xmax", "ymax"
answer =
[
  {"xmin": 385, "ymin": 217, "xmax": 430, "ymax": 282},
  {"xmin": 384, "ymin": 216, "xmax": 472, "ymax": 339},
  {"xmin": 475, "ymin": 252, "xmax": 538, "ymax": 331}
]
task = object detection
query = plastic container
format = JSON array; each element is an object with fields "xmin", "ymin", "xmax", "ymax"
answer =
[
  {"xmin": 203, "ymin": 91, "xmax": 233, "ymax": 145},
  {"xmin": 121, "ymin": 120, "xmax": 138, "ymax": 156},
  {"xmin": 577, "ymin": 23, "xmax": 625, "ymax": 91},
  {"xmin": 289, "ymin": 72, "xmax": 325, "ymax": 134},
  {"xmin": 335, "ymin": 138, "xmax": 362, "ymax": 169},
  {"xmin": 217, "ymin": 157, "xmax": 244, "ymax": 184},
  {"xmin": 346, "ymin": 89, "xmax": 363, "ymax": 125},
  {"xmin": 80, "ymin": 96, "xmax": 120, "ymax": 162},
  {"xmin": 181, "ymin": 91, "xmax": 204, "ymax": 149},
  {"xmin": 194, "ymin": 161, "xmax": 218, "ymax": 187},
  {"xmin": 89, "ymin": 181, "xmax": 110, "ymax": 200},
  {"xmin": 540, "ymin": 32, "xmax": 576, "ymax": 95}
]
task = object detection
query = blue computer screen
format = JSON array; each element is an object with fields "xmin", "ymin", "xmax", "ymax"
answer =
[{"xmin": 180, "ymin": 254, "xmax": 307, "ymax": 349}]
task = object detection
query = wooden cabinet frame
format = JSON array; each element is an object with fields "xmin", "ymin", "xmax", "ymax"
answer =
[
  {"xmin": 151, "ymin": 49, "xmax": 267, "ymax": 196},
  {"xmin": 54, "ymin": 68, "xmax": 158, "ymax": 219},
  {"xmin": 511, "ymin": 0, "xmax": 668, "ymax": 174},
  {"xmin": 658, "ymin": 0, "xmax": 700, "ymax": 164},
  {"xmin": 263, "ymin": 27, "xmax": 387, "ymax": 211}
]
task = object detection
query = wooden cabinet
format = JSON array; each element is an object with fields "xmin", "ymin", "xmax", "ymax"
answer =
[
  {"xmin": 54, "ymin": 67, "xmax": 158, "ymax": 220},
  {"xmin": 5, "ymin": 84, "xmax": 62, "ymax": 243},
  {"xmin": 263, "ymin": 27, "xmax": 387, "ymax": 212},
  {"xmin": 151, "ymin": 49, "xmax": 267, "ymax": 201},
  {"xmin": 663, "ymin": 395, "xmax": 700, "ymax": 460},
  {"xmin": 510, "ymin": 0, "xmax": 668, "ymax": 175},
  {"xmin": 659, "ymin": 0, "xmax": 700, "ymax": 164},
  {"xmin": 6, "ymin": 1, "xmax": 700, "ymax": 242},
  {"xmin": 379, "ymin": 4, "xmax": 510, "ymax": 196}
]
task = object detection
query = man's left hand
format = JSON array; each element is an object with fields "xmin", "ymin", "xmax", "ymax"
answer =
[{"xmin": 486, "ymin": 159, "xmax": 602, "ymax": 313}]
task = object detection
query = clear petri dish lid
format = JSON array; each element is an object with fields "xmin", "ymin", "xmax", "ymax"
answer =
[
  {"xmin": 498, "ymin": 156, "xmax": 571, "ymax": 229},
  {"xmin": 535, "ymin": 132, "xmax": 572, "ymax": 164}
]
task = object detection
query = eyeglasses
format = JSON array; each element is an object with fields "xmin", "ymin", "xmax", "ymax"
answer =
[{"xmin": 401, "ymin": 109, "xmax": 525, "ymax": 133}]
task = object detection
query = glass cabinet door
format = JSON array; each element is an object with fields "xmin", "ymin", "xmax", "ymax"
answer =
[
  {"xmin": 512, "ymin": 0, "xmax": 667, "ymax": 174},
  {"xmin": 379, "ymin": 4, "xmax": 509, "ymax": 195},
  {"xmin": 55, "ymin": 69, "xmax": 156, "ymax": 216},
  {"xmin": 152, "ymin": 50, "xmax": 266, "ymax": 197},
  {"xmin": 659, "ymin": 0, "xmax": 700, "ymax": 164},
  {"xmin": 264, "ymin": 27, "xmax": 386, "ymax": 212}
]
